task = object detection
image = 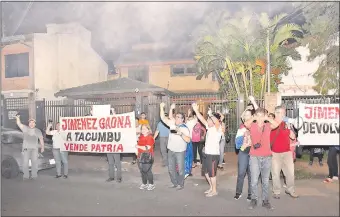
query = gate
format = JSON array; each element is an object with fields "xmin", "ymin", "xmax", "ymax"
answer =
[{"xmin": 2, "ymin": 97, "xmax": 30, "ymax": 130}]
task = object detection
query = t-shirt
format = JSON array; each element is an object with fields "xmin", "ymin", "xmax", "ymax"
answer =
[
  {"xmin": 156, "ymin": 121, "xmax": 170, "ymax": 137},
  {"xmin": 249, "ymin": 122, "xmax": 272, "ymax": 157},
  {"xmin": 137, "ymin": 134, "xmax": 155, "ymax": 157},
  {"xmin": 21, "ymin": 125, "xmax": 43, "ymax": 149},
  {"xmin": 186, "ymin": 118, "xmax": 197, "ymax": 139},
  {"xmin": 192, "ymin": 122, "xmax": 204, "ymax": 142},
  {"xmin": 138, "ymin": 119, "xmax": 149, "ymax": 126},
  {"xmin": 271, "ymin": 122, "xmax": 291, "ymax": 153},
  {"xmin": 167, "ymin": 123, "xmax": 190, "ymax": 152},
  {"xmin": 204, "ymin": 125, "xmax": 222, "ymax": 155},
  {"xmin": 49, "ymin": 130, "xmax": 64, "ymax": 149}
]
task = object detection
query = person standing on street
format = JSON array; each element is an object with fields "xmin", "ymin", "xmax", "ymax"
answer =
[
  {"xmin": 192, "ymin": 103, "xmax": 222, "ymax": 197},
  {"xmin": 271, "ymin": 106, "xmax": 299, "ymax": 199},
  {"xmin": 160, "ymin": 102, "xmax": 191, "ymax": 190},
  {"xmin": 244, "ymin": 107, "xmax": 279, "ymax": 210},
  {"xmin": 16, "ymin": 115, "xmax": 44, "ymax": 180},
  {"xmin": 153, "ymin": 113, "xmax": 170, "ymax": 167},
  {"xmin": 216, "ymin": 110, "xmax": 226, "ymax": 170},
  {"xmin": 46, "ymin": 122, "xmax": 69, "ymax": 179},
  {"xmin": 106, "ymin": 108, "xmax": 122, "ymax": 183},
  {"xmin": 324, "ymin": 145, "xmax": 340, "ymax": 183}
]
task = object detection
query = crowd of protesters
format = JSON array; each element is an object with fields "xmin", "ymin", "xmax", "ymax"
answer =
[{"xmin": 15, "ymin": 95, "xmax": 339, "ymax": 210}]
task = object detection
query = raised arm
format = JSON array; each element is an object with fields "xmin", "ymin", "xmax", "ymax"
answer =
[
  {"xmin": 160, "ymin": 102, "xmax": 171, "ymax": 127},
  {"xmin": 249, "ymin": 96, "xmax": 259, "ymax": 110},
  {"xmin": 169, "ymin": 103, "xmax": 176, "ymax": 121},
  {"xmin": 15, "ymin": 115, "xmax": 25, "ymax": 131},
  {"xmin": 191, "ymin": 103, "xmax": 208, "ymax": 126}
]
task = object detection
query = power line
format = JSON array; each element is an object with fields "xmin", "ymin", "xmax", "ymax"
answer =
[{"xmin": 11, "ymin": 1, "xmax": 34, "ymax": 37}]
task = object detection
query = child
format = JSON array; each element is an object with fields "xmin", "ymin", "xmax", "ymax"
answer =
[{"xmin": 136, "ymin": 124, "xmax": 155, "ymax": 191}]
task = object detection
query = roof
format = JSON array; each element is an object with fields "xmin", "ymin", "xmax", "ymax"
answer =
[
  {"xmin": 116, "ymin": 43, "xmax": 194, "ymax": 65},
  {"xmin": 54, "ymin": 77, "xmax": 174, "ymax": 98}
]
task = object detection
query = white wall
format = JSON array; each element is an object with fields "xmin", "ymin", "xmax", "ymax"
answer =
[{"xmin": 33, "ymin": 23, "xmax": 108, "ymax": 100}]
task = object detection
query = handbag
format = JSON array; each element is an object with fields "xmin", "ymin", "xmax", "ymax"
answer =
[
  {"xmin": 225, "ymin": 132, "xmax": 231, "ymax": 143},
  {"xmin": 139, "ymin": 146, "xmax": 153, "ymax": 164}
]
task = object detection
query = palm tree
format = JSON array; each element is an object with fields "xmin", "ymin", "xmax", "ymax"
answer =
[{"xmin": 194, "ymin": 8, "xmax": 303, "ymax": 99}]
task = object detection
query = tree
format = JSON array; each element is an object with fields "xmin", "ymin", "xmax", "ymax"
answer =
[
  {"xmin": 298, "ymin": 2, "xmax": 339, "ymax": 95},
  {"xmin": 194, "ymin": 8, "xmax": 303, "ymax": 99}
]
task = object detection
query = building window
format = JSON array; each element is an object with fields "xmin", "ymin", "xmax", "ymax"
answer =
[
  {"xmin": 128, "ymin": 66, "xmax": 148, "ymax": 83},
  {"xmin": 5, "ymin": 53, "xmax": 29, "ymax": 78},
  {"xmin": 171, "ymin": 64, "xmax": 196, "ymax": 76}
]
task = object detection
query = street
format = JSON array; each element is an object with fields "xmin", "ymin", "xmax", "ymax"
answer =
[{"xmin": 2, "ymin": 152, "xmax": 339, "ymax": 216}]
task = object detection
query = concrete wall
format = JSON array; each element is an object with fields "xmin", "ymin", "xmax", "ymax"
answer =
[{"xmin": 110, "ymin": 60, "xmax": 219, "ymax": 93}]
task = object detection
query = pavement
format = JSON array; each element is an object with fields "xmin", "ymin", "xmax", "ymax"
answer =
[{"xmin": 1, "ymin": 149, "xmax": 339, "ymax": 216}]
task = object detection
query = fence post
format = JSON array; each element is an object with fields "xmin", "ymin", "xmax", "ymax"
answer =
[{"xmin": 236, "ymin": 93, "xmax": 245, "ymax": 128}]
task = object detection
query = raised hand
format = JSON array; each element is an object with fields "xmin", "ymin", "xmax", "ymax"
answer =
[
  {"xmin": 249, "ymin": 96, "xmax": 255, "ymax": 102},
  {"xmin": 207, "ymin": 107, "xmax": 212, "ymax": 116},
  {"xmin": 160, "ymin": 102, "xmax": 166, "ymax": 108},
  {"xmin": 191, "ymin": 103, "xmax": 199, "ymax": 111},
  {"xmin": 170, "ymin": 103, "xmax": 176, "ymax": 110}
]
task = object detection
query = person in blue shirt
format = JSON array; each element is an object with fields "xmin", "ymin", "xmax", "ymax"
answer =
[{"xmin": 154, "ymin": 113, "xmax": 170, "ymax": 167}]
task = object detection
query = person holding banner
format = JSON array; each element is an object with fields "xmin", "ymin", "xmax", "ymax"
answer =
[
  {"xmin": 160, "ymin": 102, "xmax": 191, "ymax": 190},
  {"xmin": 16, "ymin": 115, "xmax": 45, "ymax": 180},
  {"xmin": 137, "ymin": 124, "xmax": 155, "ymax": 191},
  {"xmin": 46, "ymin": 122, "xmax": 69, "ymax": 179}
]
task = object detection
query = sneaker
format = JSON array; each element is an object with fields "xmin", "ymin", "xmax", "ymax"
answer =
[
  {"xmin": 176, "ymin": 185, "xmax": 184, "ymax": 190},
  {"xmin": 283, "ymin": 183, "xmax": 287, "ymax": 188},
  {"xmin": 319, "ymin": 161, "xmax": 323, "ymax": 167},
  {"xmin": 309, "ymin": 161, "xmax": 313, "ymax": 166},
  {"xmin": 247, "ymin": 194, "xmax": 251, "ymax": 201},
  {"xmin": 285, "ymin": 191, "xmax": 299, "ymax": 198},
  {"xmin": 55, "ymin": 175, "xmax": 62, "ymax": 178},
  {"xmin": 248, "ymin": 199, "xmax": 257, "ymax": 210},
  {"xmin": 184, "ymin": 174, "xmax": 189, "ymax": 179},
  {"xmin": 234, "ymin": 194, "xmax": 242, "ymax": 200},
  {"xmin": 333, "ymin": 176, "xmax": 339, "ymax": 181},
  {"xmin": 139, "ymin": 184, "xmax": 148, "ymax": 190},
  {"xmin": 217, "ymin": 165, "xmax": 224, "ymax": 170},
  {"xmin": 147, "ymin": 184, "xmax": 155, "ymax": 191},
  {"xmin": 63, "ymin": 175, "xmax": 68, "ymax": 179},
  {"xmin": 106, "ymin": 178, "xmax": 114, "ymax": 182},
  {"xmin": 262, "ymin": 200, "xmax": 274, "ymax": 210},
  {"xmin": 273, "ymin": 194, "xmax": 280, "ymax": 199},
  {"xmin": 169, "ymin": 185, "xmax": 178, "ymax": 188},
  {"xmin": 116, "ymin": 178, "xmax": 122, "ymax": 183}
]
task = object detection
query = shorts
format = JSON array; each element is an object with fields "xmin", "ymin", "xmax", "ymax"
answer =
[{"xmin": 203, "ymin": 154, "xmax": 219, "ymax": 177}]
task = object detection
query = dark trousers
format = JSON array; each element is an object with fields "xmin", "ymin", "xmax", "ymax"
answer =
[
  {"xmin": 236, "ymin": 151, "xmax": 251, "ymax": 196},
  {"xmin": 327, "ymin": 147, "xmax": 339, "ymax": 178},
  {"xmin": 310, "ymin": 148, "xmax": 324, "ymax": 162},
  {"xmin": 139, "ymin": 161, "xmax": 154, "ymax": 185},
  {"xmin": 192, "ymin": 141, "xmax": 204, "ymax": 164}
]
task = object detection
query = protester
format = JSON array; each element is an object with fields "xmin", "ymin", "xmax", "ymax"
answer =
[
  {"xmin": 191, "ymin": 117, "xmax": 206, "ymax": 168},
  {"xmin": 154, "ymin": 113, "xmax": 170, "ymax": 167},
  {"xmin": 324, "ymin": 146, "xmax": 340, "ymax": 183},
  {"xmin": 16, "ymin": 115, "xmax": 44, "ymax": 180},
  {"xmin": 160, "ymin": 102, "xmax": 191, "ymax": 190},
  {"xmin": 192, "ymin": 103, "xmax": 222, "ymax": 197},
  {"xmin": 244, "ymin": 107, "xmax": 279, "ymax": 210},
  {"xmin": 138, "ymin": 112, "xmax": 150, "ymax": 126},
  {"xmin": 234, "ymin": 109, "xmax": 254, "ymax": 201},
  {"xmin": 106, "ymin": 109, "xmax": 122, "ymax": 183},
  {"xmin": 216, "ymin": 111, "xmax": 226, "ymax": 169},
  {"xmin": 271, "ymin": 106, "xmax": 299, "ymax": 199},
  {"xmin": 46, "ymin": 122, "xmax": 69, "ymax": 179},
  {"xmin": 184, "ymin": 108, "xmax": 197, "ymax": 178},
  {"xmin": 137, "ymin": 124, "xmax": 155, "ymax": 191}
]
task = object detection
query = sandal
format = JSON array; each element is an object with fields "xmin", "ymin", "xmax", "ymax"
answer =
[
  {"xmin": 206, "ymin": 191, "xmax": 218, "ymax": 197},
  {"xmin": 204, "ymin": 189, "xmax": 212, "ymax": 194}
]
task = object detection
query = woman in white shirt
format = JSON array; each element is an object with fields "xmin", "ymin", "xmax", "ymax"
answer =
[
  {"xmin": 192, "ymin": 103, "xmax": 222, "ymax": 197},
  {"xmin": 46, "ymin": 122, "xmax": 69, "ymax": 178}
]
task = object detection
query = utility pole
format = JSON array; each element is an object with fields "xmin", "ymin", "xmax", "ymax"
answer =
[{"xmin": 266, "ymin": 29, "xmax": 271, "ymax": 93}]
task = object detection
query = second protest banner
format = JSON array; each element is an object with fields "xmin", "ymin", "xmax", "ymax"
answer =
[
  {"xmin": 59, "ymin": 112, "xmax": 137, "ymax": 153},
  {"xmin": 297, "ymin": 103, "xmax": 339, "ymax": 146}
]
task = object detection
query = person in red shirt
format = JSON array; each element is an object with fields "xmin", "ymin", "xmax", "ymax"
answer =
[
  {"xmin": 136, "ymin": 124, "xmax": 155, "ymax": 191},
  {"xmin": 244, "ymin": 107, "xmax": 280, "ymax": 210},
  {"xmin": 271, "ymin": 106, "xmax": 299, "ymax": 199}
]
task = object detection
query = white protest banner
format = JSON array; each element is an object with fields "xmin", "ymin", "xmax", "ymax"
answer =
[
  {"xmin": 92, "ymin": 104, "xmax": 110, "ymax": 116},
  {"xmin": 297, "ymin": 103, "xmax": 339, "ymax": 146},
  {"xmin": 59, "ymin": 112, "xmax": 137, "ymax": 153}
]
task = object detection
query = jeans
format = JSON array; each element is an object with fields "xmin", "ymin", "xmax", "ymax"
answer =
[
  {"xmin": 192, "ymin": 141, "xmax": 204, "ymax": 164},
  {"xmin": 107, "ymin": 153, "xmax": 122, "ymax": 179},
  {"xmin": 52, "ymin": 148, "xmax": 69, "ymax": 176},
  {"xmin": 310, "ymin": 148, "xmax": 324, "ymax": 162},
  {"xmin": 168, "ymin": 150, "xmax": 185, "ymax": 187},
  {"xmin": 271, "ymin": 152, "xmax": 295, "ymax": 194},
  {"xmin": 236, "ymin": 151, "xmax": 251, "ymax": 195},
  {"xmin": 160, "ymin": 137, "xmax": 169, "ymax": 166},
  {"xmin": 139, "ymin": 160, "xmax": 154, "ymax": 185},
  {"xmin": 250, "ymin": 156, "xmax": 272, "ymax": 201},
  {"xmin": 22, "ymin": 148, "xmax": 38, "ymax": 179},
  {"xmin": 219, "ymin": 139, "xmax": 226, "ymax": 165},
  {"xmin": 327, "ymin": 147, "xmax": 339, "ymax": 178}
]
